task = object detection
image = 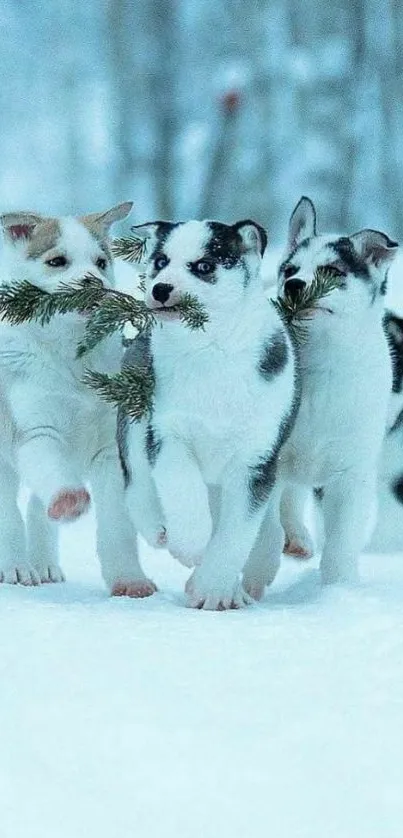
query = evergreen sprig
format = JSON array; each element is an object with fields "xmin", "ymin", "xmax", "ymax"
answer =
[
  {"xmin": 82, "ymin": 364, "xmax": 155, "ymax": 421},
  {"xmin": 0, "ymin": 275, "xmax": 106, "ymax": 326},
  {"xmin": 76, "ymin": 291, "xmax": 155, "ymax": 356},
  {"xmin": 169, "ymin": 292, "xmax": 209, "ymax": 330},
  {"xmin": 272, "ymin": 267, "xmax": 344, "ymax": 341},
  {"xmin": 111, "ymin": 234, "xmax": 148, "ymax": 263},
  {"xmin": 0, "ymin": 276, "xmax": 208, "ymax": 357}
]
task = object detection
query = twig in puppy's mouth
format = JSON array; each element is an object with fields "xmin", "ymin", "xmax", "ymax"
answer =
[{"xmin": 147, "ymin": 293, "xmax": 208, "ymax": 331}]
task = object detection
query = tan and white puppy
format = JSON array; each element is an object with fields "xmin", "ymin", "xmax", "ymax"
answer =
[{"xmin": 0, "ymin": 204, "xmax": 155, "ymax": 597}]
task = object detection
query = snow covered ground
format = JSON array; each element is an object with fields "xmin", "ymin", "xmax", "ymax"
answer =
[
  {"xmin": 1, "ymin": 246, "xmax": 403, "ymax": 838},
  {"xmin": 1, "ymin": 511, "xmax": 403, "ymax": 838}
]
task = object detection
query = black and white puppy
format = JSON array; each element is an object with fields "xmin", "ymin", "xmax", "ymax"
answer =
[
  {"xmin": 120, "ymin": 219, "xmax": 299, "ymax": 610},
  {"xmin": 242, "ymin": 197, "xmax": 398, "ymax": 593}
]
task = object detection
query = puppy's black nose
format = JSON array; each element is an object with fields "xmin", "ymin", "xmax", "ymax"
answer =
[
  {"xmin": 284, "ymin": 279, "xmax": 306, "ymax": 299},
  {"xmin": 152, "ymin": 282, "xmax": 174, "ymax": 304}
]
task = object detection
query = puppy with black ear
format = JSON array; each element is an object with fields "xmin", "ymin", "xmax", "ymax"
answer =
[
  {"xmin": 243, "ymin": 197, "xmax": 398, "ymax": 593},
  {"xmin": 120, "ymin": 218, "xmax": 299, "ymax": 610},
  {"xmin": 0, "ymin": 203, "xmax": 155, "ymax": 597}
]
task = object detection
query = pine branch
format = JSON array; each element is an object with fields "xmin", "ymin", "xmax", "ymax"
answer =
[
  {"xmin": 0, "ymin": 276, "xmax": 208, "ymax": 356},
  {"xmin": 272, "ymin": 267, "xmax": 344, "ymax": 342},
  {"xmin": 168, "ymin": 292, "xmax": 209, "ymax": 330},
  {"xmin": 111, "ymin": 234, "xmax": 148, "ymax": 263},
  {"xmin": 82, "ymin": 364, "xmax": 155, "ymax": 421},
  {"xmin": 77, "ymin": 292, "xmax": 155, "ymax": 356},
  {"xmin": 0, "ymin": 276, "xmax": 106, "ymax": 326}
]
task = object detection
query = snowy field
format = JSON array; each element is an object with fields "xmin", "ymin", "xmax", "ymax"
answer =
[{"xmin": 2, "ymin": 509, "xmax": 403, "ymax": 838}]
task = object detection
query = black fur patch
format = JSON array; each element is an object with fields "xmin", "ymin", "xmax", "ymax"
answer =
[
  {"xmin": 258, "ymin": 330, "xmax": 289, "ymax": 381},
  {"xmin": 314, "ymin": 486, "xmax": 324, "ymax": 501},
  {"xmin": 392, "ymin": 475, "xmax": 403, "ymax": 505},
  {"xmin": 117, "ymin": 409, "xmax": 131, "ymax": 487},
  {"xmin": 146, "ymin": 424, "xmax": 162, "ymax": 466},
  {"xmin": 116, "ymin": 331, "xmax": 154, "ymax": 486},
  {"xmin": 249, "ymin": 346, "xmax": 301, "ymax": 512},
  {"xmin": 380, "ymin": 274, "xmax": 388, "ymax": 296},
  {"xmin": 132, "ymin": 221, "xmax": 180, "ymax": 276},
  {"xmin": 331, "ymin": 238, "xmax": 370, "ymax": 280},
  {"xmin": 384, "ymin": 311, "xmax": 403, "ymax": 394},
  {"xmin": 249, "ymin": 453, "xmax": 278, "ymax": 510},
  {"xmin": 205, "ymin": 222, "xmax": 242, "ymax": 270},
  {"xmin": 240, "ymin": 257, "xmax": 252, "ymax": 288}
]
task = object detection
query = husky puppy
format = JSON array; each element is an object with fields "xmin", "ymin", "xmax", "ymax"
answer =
[
  {"xmin": 0, "ymin": 205, "xmax": 155, "ymax": 596},
  {"xmin": 242, "ymin": 197, "xmax": 398, "ymax": 594},
  {"xmin": 120, "ymin": 219, "xmax": 298, "ymax": 610}
]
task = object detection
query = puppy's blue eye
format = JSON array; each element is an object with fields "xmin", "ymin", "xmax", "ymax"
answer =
[
  {"xmin": 194, "ymin": 260, "xmax": 214, "ymax": 276},
  {"xmin": 96, "ymin": 257, "xmax": 107, "ymax": 271},
  {"xmin": 154, "ymin": 254, "xmax": 169, "ymax": 271},
  {"xmin": 46, "ymin": 256, "xmax": 68, "ymax": 268}
]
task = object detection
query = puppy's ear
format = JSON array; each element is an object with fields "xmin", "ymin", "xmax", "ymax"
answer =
[
  {"xmin": 287, "ymin": 196, "xmax": 317, "ymax": 252},
  {"xmin": 233, "ymin": 220, "xmax": 268, "ymax": 256},
  {"xmin": 81, "ymin": 202, "xmax": 133, "ymax": 237},
  {"xmin": 1, "ymin": 212, "xmax": 44, "ymax": 243},
  {"xmin": 350, "ymin": 229, "xmax": 398, "ymax": 267}
]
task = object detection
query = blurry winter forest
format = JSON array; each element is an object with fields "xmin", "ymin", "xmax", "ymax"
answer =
[{"xmin": 2, "ymin": 0, "xmax": 403, "ymax": 241}]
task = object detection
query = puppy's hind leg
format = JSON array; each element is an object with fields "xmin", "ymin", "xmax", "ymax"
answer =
[
  {"xmin": 0, "ymin": 458, "xmax": 40, "ymax": 586},
  {"xmin": 320, "ymin": 471, "xmax": 377, "ymax": 584},
  {"xmin": 280, "ymin": 483, "xmax": 315, "ymax": 559},
  {"xmin": 90, "ymin": 445, "xmax": 157, "ymax": 598},
  {"xmin": 26, "ymin": 495, "xmax": 64, "ymax": 583},
  {"xmin": 242, "ymin": 485, "xmax": 283, "ymax": 601},
  {"xmin": 124, "ymin": 421, "xmax": 166, "ymax": 550}
]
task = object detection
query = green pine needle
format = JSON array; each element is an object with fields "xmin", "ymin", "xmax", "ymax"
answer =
[
  {"xmin": 82, "ymin": 364, "xmax": 155, "ymax": 421},
  {"xmin": 272, "ymin": 267, "xmax": 344, "ymax": 342},
  {"xmin": 76, "ymin": 292, "xmax": 155, "ymax": 356},
  {"xmin": 0, "ymin": 276, "xmax": 207, "ymax": 356},
  {"xmin": 111, "ymin": 234, "xmax": 148, "ymax": 263},
  {"xmin": 0, "ymin": 275, "xmax": 106, "ymax": 326},
  {"xmin": 168, "ymin": 292, "xmax": 209, "ymax": 330}
]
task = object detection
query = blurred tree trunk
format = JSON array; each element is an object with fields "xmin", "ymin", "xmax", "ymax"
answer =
[{"xmin": 105, "ymin": 0, "xmax": 178, "ymax": 219}]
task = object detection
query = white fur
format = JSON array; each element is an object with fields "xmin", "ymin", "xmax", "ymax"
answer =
[
  {"xmin": 0, "ymin": 212, "xmax": 154, "ymax": 594},
  {"xmin": 125, "ymin": 220, "xmax": 297, "ymax": 610},
  {"xmin": 244, "ymin": 200, "xmax": 396, "ymax": 592}
]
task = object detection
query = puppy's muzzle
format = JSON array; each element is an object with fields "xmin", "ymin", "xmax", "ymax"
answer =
[{"xmin": 284, "ymin": 278, "xmax": 306, "ymax": 301}]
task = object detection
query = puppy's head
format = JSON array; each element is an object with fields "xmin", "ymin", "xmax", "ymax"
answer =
[
  {"xmin": 278, "ymin": 197, "xmax": 398, "ymax": 319},
  {"xmin": 131, "ymin": 218, "xmax": 267, "ymax": 322},
  {"xmin": 0, "ymin": 202, "xmax": 133, "ymax": 292}
]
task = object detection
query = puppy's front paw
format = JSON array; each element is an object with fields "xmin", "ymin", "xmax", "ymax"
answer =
[
  {"xmin": 111, "ymin": 578, "xmax": 157, "ymax": 598},
  {"xmin": 48, "ymin": 488, "xmax": 90, "ymax": 522},
  {"xmin": 0, "ymin": 561, "xmax": 41, "ymax": 586},
  {"xmin": 36, "ymin": 562, "xmax": 66, "ymax": 583},
  {"xmin": 185, "ymin": 567, "xmax": 253, "ymax": 611}
]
